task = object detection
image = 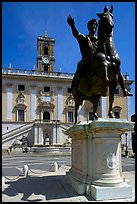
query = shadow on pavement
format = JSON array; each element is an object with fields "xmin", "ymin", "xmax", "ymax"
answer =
[{"xmin": 2, "ymin": 175, "xmax": 79, "ymax": 202}]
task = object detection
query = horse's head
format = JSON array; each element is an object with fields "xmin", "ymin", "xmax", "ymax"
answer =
[{"xmin": 97, "ymin": 5, "xmax": 114, "ymax": 39}]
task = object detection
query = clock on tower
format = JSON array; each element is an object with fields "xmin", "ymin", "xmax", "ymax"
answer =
[
  {"xmin": 42, "ymin": 56, "xmax": 49, "ymax": 64},
  {"xmin": 37, "ymin": 33, "xmax": 55, "ymax": 73}
]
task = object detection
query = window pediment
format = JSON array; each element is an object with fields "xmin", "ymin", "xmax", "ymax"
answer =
[
  {"xmin": 38, "ymin": 90, "xmax": 54, "ymax": 109},
  {"xmin": 66, "ymin": 94, "xmax": 75, "ymax": 107},
  {"xmin": 113, "ymin": 106, "xmax": 122, "ymax": 111},
  {"xmin": 16, "ymin": 93, "xmax": 27, "ymax": 108}
]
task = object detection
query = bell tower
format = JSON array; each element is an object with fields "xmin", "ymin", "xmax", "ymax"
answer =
[{"xmin": 37, "ymin": 33, "xmax": 55, "ymax": 73}]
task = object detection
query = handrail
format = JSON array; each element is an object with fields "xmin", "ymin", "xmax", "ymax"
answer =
[
  {"xmin": 2, "ymin": 121, "xmax": 35, "ymax": 139},
  {"xmin": 60, "ymin": 123, "xmax": 73, "ymax": 130},
  {"xmin": 2, "ymin": 125, "xmax": 33, "ymax": 144}
]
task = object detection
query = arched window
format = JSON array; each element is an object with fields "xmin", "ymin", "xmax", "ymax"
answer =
[
  {"xmin": 44, "ymin": 64, "xmax": 48, "ymax": 72},
  {"xmin": 44, "ymin": 46, "xmax": 48, "ymax": 55},
  {"xmin": 43, "ymin": 111, "xmax": 50, "ymax": 122},
  {"xmin": 113, "ymin": 106, "xmax": 122, "ymax": 118}
]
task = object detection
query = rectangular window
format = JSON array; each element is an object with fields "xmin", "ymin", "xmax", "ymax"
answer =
[
  {"xmin": 44, "ymin": 86, "xmax": 50, "ymax": 92},
  {"xmin": 18, "ymin": 85, "xmax": 25, "ymax": 91},
  {"xmin": 18, "ymin": 110, "xmax": 25, "ymax": 121},
  {"xmin": 68, "ymin": 111, "xmax": 73, "ymax": 122}
]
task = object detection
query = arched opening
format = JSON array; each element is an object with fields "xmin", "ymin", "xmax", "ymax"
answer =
[
  {"xmin": 43, "ymin": 128, "xmax": 52, "ymax": 145},
  {"xmin": 44, "ymin": 64, "xmax": 49, "ymax": 72},
  {"xmin": 43, "ymin": 111, "xmax": 50, "ymax": 122},
  {"xmin": 44, "ymin": 46, "xmax": 48, "ymax": 55},
  {"xmin": 112, "ymin": 106, "xmax": 122, "ymax": 119}
]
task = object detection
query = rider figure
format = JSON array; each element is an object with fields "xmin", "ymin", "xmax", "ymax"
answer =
[
  {"xmin": 67, "ymin": 15, "xmax": 98, "ymax": 90},
  {"xmin": 67, "ymin": 15, "xmax": 132, "ymax": 97}
]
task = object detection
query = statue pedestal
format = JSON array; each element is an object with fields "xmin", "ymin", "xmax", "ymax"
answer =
[{"xmin": 65, "ymin": 118, "xmax": 134, "ymax": 201}]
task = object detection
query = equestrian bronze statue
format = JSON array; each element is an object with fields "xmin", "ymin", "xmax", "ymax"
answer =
[{"xmin": 67, "ymin": 5, "xmax": 133, "ymax": 124}]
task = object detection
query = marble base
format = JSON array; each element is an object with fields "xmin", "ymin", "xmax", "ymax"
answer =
[
  {"xmin": 91, "ymin": 182, "xmax": 132, "ymax": 201},
  {"xmin": 65, "ymin": 118, "xmax": 134, "ymax": 201},
  {"xmin": 66, "ymin": 171, "xmax": 86, "ymax": 195},
  {"xmin": 66, "ymin": 171, "xmax": 132, "ymax": 200}
]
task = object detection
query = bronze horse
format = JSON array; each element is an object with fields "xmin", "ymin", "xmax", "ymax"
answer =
[{"xmin": 71, "ymin": 5, "xmax": 126, "ymax": 124}]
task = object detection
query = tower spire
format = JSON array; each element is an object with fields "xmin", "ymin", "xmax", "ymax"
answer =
[{"xmin": 44, "ymin": 30, "xmax": 48, "ymax": 36}]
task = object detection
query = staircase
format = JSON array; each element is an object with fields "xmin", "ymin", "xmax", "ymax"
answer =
[
  {"xmin": 60, "ymin": 123, "xmax": 73, "ymax": 131},
  {"xmin": 60, "ymin": 123, "xmax": 72, "ymax": 145},
  {"xmin": 2, "ymin": 121, "xmax": 73, "ymax": 149},
  {"xmin": 2, "ymin": 121, "xmax": 34, "ymax": 148}
]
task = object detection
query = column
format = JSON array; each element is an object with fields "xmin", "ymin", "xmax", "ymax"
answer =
[
  {"xmin": 6, "ymin": 84, "xmax": 12, "ymax": 120},
  {"xmin": 30, "ymin": 85, "xmax": 36, "ymax": 121},
  {"xmin": 100, "ymin": 96, "xmax": 107, "ymax": 118},
  {"xmin": 52, "ymin": 124, "xmax": 56, "ymax": 144},
  {"xmin": 126, "ymin": 96, "xmax": 130, "ymax": 122},
  {"xmin": 38, "ymin": 127, "xmax": 43, "ymax": 145},
  {"xmin": 56, "ymin": 87, "xmax": 63, "ymax": 121},
  {"xmin": 34, "ymin": 125, "xmax": 39, "ymax": 145}
]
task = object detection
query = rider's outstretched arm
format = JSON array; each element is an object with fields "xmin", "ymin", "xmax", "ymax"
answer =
[{"xmin": 67, "ymin": 15, "xmax": 79, "ymax": 38}]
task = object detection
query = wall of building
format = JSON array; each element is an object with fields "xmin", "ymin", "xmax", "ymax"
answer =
[
  {"xmin": 2, "ymin": 69, "xmax": 134, "ymax": 149},
  {"xmin": 3, "ymin": 72, "xmax": 132, "ymax": 123}
]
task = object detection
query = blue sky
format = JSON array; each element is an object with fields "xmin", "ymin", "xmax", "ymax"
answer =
[{"xmin": 2, "ymin": 2, "xmax": 135, "ymax": 116}]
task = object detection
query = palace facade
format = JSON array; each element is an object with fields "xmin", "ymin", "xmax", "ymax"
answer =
[{"xmin": 2, "ymin": 34, "xmax": 134, "ymax": 149}]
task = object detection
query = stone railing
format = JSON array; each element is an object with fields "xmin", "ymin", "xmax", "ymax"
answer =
[{"xmin": 2, "ymin": 68, "xmax": 74, "ymax": 79}]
